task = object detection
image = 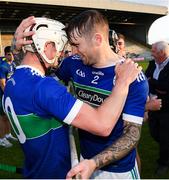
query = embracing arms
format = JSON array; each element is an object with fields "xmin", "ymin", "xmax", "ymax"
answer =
[
  {"xmin": 11, "ymin": 16, "xmax": 142, "ymax": 137},
  {"xmin": 66, "ymin": 121, "xmax": 141, "ymax": 179}
]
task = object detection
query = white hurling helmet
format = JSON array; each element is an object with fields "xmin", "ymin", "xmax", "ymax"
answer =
[{"xmin": 24, "ymin": 17, "xmax": 68, "ymax": 64}]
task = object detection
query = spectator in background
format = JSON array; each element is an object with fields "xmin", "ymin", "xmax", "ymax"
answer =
[
  {"xmin": 117, "ymin": 33, "xmax": 128, "ymax": 58},
  {"xmin": 145, "ymin": 41, "xmax": 169, "ymax": 176},
  {"xmin": 0, "ymin": 46, "xmax": 17, "ymax": 147}
]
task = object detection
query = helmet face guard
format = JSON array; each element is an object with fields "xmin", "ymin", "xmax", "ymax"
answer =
[{"xmin": 24, "ymin": 17, "xmax": 68, "ymax": 64}]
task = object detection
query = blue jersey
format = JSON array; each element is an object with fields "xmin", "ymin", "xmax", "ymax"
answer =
[
  {"xmin": 3, "ymin": 65, "xmax": 83, "ymax": 178},
  {"xmin": 56, "ymin": 55, "xmax": 149, "ymax": 173},
  {"xmin": 0, "ymin": 60, "xmax": 14, "ymax": 80},
  {"xmin": 0, "ymin": 56, "xmax": 6, "ymax": 64},
  {"xmin": 0, "ymin": 60, "xmax": 15, "ymax": 96}
]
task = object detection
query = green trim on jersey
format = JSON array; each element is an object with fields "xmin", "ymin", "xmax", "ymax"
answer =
[
  {"xmin": 8, "ymin": 113, "xmax": 64, "ymax": 139},
  {"xmin": 73, "ymin": 81, "xmax": 111, "ymax": 107},
  {"xmin": 73, "ymin": 81, "xmax": 111, "ymax": 95}
]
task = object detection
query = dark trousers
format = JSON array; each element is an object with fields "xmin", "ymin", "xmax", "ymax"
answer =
[{"xmin": 148, "ymin": 111, "xmax": 169, "ymax": 166}]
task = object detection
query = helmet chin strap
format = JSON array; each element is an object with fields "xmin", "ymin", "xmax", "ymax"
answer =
[
  {"xmin": 43, "ymin": 52, "xmax": 63, "ymax": 76},
  {"xmin": 45, "ymin": 52, "xmax": 62, "ymax": 76},
  {"xmin": 35, "ymin": 52, "xmax": 48, "ymax": 74},
  {"xmin": 46, "ymin": 48, "xmax": 67, "ymax": 75}
]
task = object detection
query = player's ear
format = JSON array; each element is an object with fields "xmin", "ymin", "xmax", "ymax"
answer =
[{"xmin": 93, "ymin": 33, "xmax": 102, "ymax": 46}]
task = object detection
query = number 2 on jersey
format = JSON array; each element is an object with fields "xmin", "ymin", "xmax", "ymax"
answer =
[{"xmin": 91, "ymin": 75, "xmax": 99, "ymax": 84}]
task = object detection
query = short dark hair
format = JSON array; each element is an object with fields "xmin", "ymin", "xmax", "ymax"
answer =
[
  {"xmin": 117, "ymin": 33, "xmax": 125, "ymax": 41},
  {"xmin": 65, "ymin": 10, "xmax": 109, "ymax": 45},
  {"xmin": 4, "ymin": 46, "xmax": 11, "ymax": 55}
]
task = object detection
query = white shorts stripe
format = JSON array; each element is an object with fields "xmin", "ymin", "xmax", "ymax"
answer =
[{"xmin": 90, "ymin": 159, "xmax": 140, "ymax": 179}]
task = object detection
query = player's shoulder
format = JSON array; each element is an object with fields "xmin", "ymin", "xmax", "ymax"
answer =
[
  {"xmin": 0, "ymin": 59, "xmax": 7, "ymax": 66},
  {"xmin": 39, "ymin": 76, "xmax": 58, "ymax": 87},
  {"xmin": 60, "ymin": 54, "xmax": 83, "ymax": 69},
  {"xmin": 0, "ymin": 61, "xmax": 8, "ymax": 71},
  {"xmin": 131, "ymin": 71, "xmax": 148, "ymax": 91},
  {"xmin": 64, "ymin": 54, "xmax": 82, "ymax": 62},
  {"xmin": 38, "ymin": 76, "xmax": 65, "ymax": 91},
  {"xmin": 0, "ymin": 57, "xmax": 6, "ymax": 62},
  {"xmin": 136, "ymin": 71, "xmax": 147, "ymax": 83},
  {"xmin": 35, "ymin": 76, "xmax": 67, "ymax": 101}
]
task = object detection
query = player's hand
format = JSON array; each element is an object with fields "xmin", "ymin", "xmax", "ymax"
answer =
[
  {"xmin": 115, "ymin": 59, "xmax": 142, "ymax": 85},
  {"xmin": 66, "ymin": 159, "xmax": 96, "ymax": 179},
  {"xmin": 11, "ymin": 16, "xmax": 35, "ymax": 53}
]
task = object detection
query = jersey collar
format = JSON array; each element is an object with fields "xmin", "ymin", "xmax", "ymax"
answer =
[{"xmin": 16, "ymin": 65, "xmax": 45, "ymax": 77}]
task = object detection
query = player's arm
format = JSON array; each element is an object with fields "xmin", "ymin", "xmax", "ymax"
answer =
[
  {"xmin": 0, "ymin": 78, "xmax": 6, "ymax": 91},
  {"xmin": 66, "ymin": 121, "xmax": 141, "ymax": 179},
  {"xmin": 93, "ymin": 121, "xmax": 141, "ymax": 167},
  {"xmin": 0, "ymin": 67, "xmax": 7, "ymax": 91},
  {"xmin": 71, "ymin": 60, "xmax": 141, "ymax": 136}
]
